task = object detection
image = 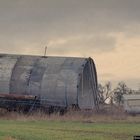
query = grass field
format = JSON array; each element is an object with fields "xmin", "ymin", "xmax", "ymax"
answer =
[
  {"xmin": 0, "ymin": 107, "xmax": 140, "ymax": 140},
  {"xmin": 0, "ymin": 119, "xmax": 140, "ymax": 140}
]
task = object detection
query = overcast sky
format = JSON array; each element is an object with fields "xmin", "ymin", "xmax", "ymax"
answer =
[{"xmin": 0, "ymin": 0, "xmax": 140, "ymax": 89}]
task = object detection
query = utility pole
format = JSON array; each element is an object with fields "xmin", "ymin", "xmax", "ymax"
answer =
[{"xmin": 44, "ymin": 46, "xmax": 47, "ymax": 57}]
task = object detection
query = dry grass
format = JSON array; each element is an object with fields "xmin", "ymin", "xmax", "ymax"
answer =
[
  {"xmin": 2, "ymin": 136, "xmax": 17, "ymax": 140},
  {"xmin": 0, "ymin": 105, "xmax": 140, "ymax": 123},
  {"xmin": 0, "ymin": 106, "xmax": 140, "ymax": 140}
]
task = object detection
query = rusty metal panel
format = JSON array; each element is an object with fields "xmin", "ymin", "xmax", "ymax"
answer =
[
  {"xmin": 61, "ymin": 57, "xmax": 86, "ymax": 73},
  {"xmin": 10, "ymin": 56, "xmax": 39, "ymax": 95},
  {"xmin": 40, "ymin": 57, "xmax": 66, "ymax": 106},
  {"xmin": 40, "ymin": 57, "xmax": 87, "ymax": 107},
  {"xmin": 0, "ymin": 55, "xmax": 18, "ymax": 94},
  {"xmin": 0, "ymin": 93, "xmax": 36, "ymax": 100},
  {"xmin": 59, "ymin": 69, "xmax": 78, "ymax": 105},
  {"xmin": 28, "ymin": 58, "xmax": 47, "ymax": 96}
]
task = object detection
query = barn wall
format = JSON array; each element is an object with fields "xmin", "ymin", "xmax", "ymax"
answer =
[
  {"xmin": 0, "ymin": 55, "xmax": 18, "ymax": 94},
  {"xmin": 123, "ymin": 95, "xmax": 140, "ymax": 113},
  {"xmin": 0, "ymin": 54, "xmax": 98, "ymax": 109},
  {"xmin": 40, "ymin": 57, "xmax": 87, "ymax": 107},
  {"xmin": 78, "ymin": 58, "xmax": 99, "ymax": 109}
]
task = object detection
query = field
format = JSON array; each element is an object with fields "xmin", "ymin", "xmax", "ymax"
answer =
[
  {"xmin": 0, "ymin": 111, "xmax": 140, "ymax": 140},
  {"xmin": 0, "ymin": 120, "xmax": 140, "ymax": 140}
]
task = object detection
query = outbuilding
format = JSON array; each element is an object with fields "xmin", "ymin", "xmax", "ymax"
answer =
[
  {"xmin": 123, "ymin": 94, "xmax": 140, "ymax": 114},
  {"xmin": 0, "ymin": 54, "xmax": 99, "ymax": 111}
]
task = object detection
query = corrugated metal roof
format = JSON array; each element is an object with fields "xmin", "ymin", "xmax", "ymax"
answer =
[
  {"xmin": 123, "ymin": 94, "xmax": 140, "ymax": 100},
  {"xmin": 0, "ymin": 53, "xmax": 98, "ymax": 110}
]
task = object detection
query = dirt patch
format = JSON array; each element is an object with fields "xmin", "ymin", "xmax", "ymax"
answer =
[{"xmin": 2, "ymin": 136, "xmax": 17, "ymax": 140}]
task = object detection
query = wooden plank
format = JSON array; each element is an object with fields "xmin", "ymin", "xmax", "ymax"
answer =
[{"xmin": 0, "ymin": 93, "xmax": 36, "ymax": 100}]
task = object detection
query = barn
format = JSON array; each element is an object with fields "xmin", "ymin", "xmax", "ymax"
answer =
[
  {"xmin": 123, "ymin": 94, "xmax": 140, "ymax": 114},
  {"xmin": 0, "ymin": 54, "xmax": 99, "ymax": 111}
]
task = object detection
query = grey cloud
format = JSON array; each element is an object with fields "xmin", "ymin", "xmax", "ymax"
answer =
[
  {"xmin": 0, "ymin": 0, "xmax": 140, "ymax": 54},
  {"xmin": 48, "ymin": 34, "xmax": 116, "ymax": 55},
  {"xmin": 1, "ymin": 0, "xmax": 140, "ymax": 33}
]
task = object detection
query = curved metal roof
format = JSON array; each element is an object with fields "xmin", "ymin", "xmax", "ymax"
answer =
[{"xmin": 0, "ymin": 54, "xmax": 98, "ymax": 109}]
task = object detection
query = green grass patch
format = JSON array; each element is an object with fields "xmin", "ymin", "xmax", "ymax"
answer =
[{"xmin": 0, "ymin": 120, "xmax": 139, "ymax": 140}]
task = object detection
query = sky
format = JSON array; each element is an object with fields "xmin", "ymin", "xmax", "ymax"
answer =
[{"xmin": 0, "ymin": 0, "xmax": 140, "ymax": 89}]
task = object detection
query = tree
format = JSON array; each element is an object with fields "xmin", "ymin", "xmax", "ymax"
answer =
[
  {"xmin": 113, "ymin": 82, "xmax": 132, "ymax": 105},
  {"xmin": 98, "ymin": 83, "xmax": 105, "ymax": 104},
  {"xmin": 98, "ymin": 82, "xmax": 113, "ymax": 104},
  {"xmin": 98, "ymin": 81, "xmax": 135, "ymax": 105}
]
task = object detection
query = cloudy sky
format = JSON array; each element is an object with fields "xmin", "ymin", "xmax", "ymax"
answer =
[{"xmin": 0, "ymin": 0, "xmax": 140, "ymax": 89}]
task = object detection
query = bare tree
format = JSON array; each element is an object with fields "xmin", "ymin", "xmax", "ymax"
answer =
[
  {"xmin": 98, "ymin": 81, "xmax": 135, "ymax": 105},
  {"xmin": 98, "ymin": 82, "xmax": 113, "ymax": 104},
  {"xmin": 98, "ymin": 83, "xmax": 105, "ymax": 104},
  {"xmin": 113, "ymin": 82, "xmax": 132, "ymax": 105}
]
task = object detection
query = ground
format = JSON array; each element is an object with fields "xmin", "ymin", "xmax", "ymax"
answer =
[
  {"xmin": 0, "ymin": 118, "xmax": 140, "ymax": 140},
  {"xmin": 0, "ymin": 107, "xmax": 140, "ymax": 140}
]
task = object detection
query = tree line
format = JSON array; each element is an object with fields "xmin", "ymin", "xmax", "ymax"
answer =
[{"xmin": 98, "ymin": 82, "xmax": 140, "ymax": 105}]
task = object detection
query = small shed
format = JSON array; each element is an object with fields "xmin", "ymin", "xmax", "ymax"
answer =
[{"xmin": 123, "ymin": 94, "xmax": 140, "ymax": 114}]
